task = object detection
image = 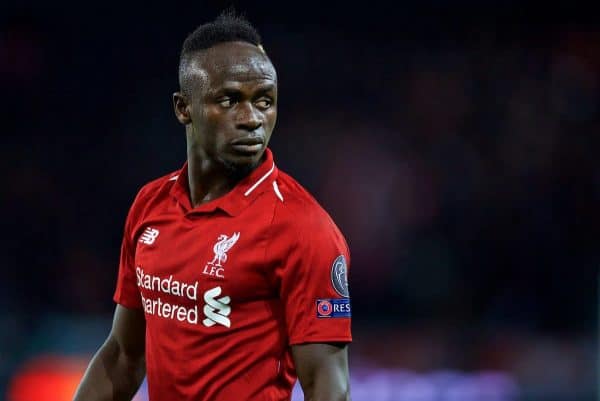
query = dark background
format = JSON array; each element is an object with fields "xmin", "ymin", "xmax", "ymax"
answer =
[{"xmin": 1, "ymin": 1, "xmax": 598, "ymax": 400}]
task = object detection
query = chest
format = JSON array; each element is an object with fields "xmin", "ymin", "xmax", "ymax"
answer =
[{"xmin": 133, "ymin": 211, "xmax": 274, "ymax": 303}]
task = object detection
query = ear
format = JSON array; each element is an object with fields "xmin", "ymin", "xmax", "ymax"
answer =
[{"xmin": 173, "ymin": 92, "xmax": 191, "ymax": 125}]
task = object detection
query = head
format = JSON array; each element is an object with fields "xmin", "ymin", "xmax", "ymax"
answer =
[{"xmin": 173, "ymin": 11, "xmax": 277, "ymax": 176}]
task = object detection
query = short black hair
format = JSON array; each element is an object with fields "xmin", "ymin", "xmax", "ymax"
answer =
[
  {"xmin": 178, "ymin": 10, "xmax": 263, "ymax": 92},
  {"xmin": 181, "ymin": 10, "xmax": 261, "ymax": 56}
]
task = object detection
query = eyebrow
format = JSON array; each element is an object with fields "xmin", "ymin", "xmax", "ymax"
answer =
[
  {"xmin": 221, "ymin": 81, "xmax": 275, "ymax": 90},
  {"xmin": 253, "ymin": 84, "xmax": 276, "ymax": 94},
  {"xmin": 212, "ymin": 83, "xmax": 276, "ymax": 96}
]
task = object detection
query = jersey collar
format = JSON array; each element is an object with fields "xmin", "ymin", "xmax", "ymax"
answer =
[{"xmin": 170, "ymin": 148, "xmax": 279, "ymax": 216}]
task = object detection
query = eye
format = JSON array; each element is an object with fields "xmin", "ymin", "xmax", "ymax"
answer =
[
  {"xmin": 255, "ymin": 98, "xmax": 272, "ymax": 110},
  {"xmin": 217, "ymin": 97, "xmax": 235, "ymax": 108}
]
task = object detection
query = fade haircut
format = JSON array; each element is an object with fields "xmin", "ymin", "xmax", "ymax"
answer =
[{"xmin": 178, "ymin": 11, "xmax": 263, "ymax": 94}]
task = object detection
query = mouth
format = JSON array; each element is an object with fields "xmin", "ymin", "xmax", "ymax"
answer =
[{"xmin": 229, "ymin": 137, "xmax": 264, "ymax": 155}]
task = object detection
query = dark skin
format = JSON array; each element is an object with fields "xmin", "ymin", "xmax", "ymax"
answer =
[
  {"xmin": 174, "ymin": 41, "xmax": 278, "ymax": 206},
  {"xmin": 73, "ymin": 41, "xmax": 350, "ymax": 401},
  {"xmin": 73, "ymin": 306, "xmax": 146, "ymax": 401}
]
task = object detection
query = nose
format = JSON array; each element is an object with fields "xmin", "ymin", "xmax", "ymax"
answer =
[{"xmin": 235, "ymin": 102, "xmax": 262, "ymax": 131}]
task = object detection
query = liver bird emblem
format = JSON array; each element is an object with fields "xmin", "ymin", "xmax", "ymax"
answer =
[{"xmin": 209, "ymin": 232, "xmax": 240, "ymax": 267}]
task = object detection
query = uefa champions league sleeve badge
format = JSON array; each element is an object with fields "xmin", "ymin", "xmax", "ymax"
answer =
[{"xmin": 330, "ymin": 255, "xmax": 349, "ymax": 298}]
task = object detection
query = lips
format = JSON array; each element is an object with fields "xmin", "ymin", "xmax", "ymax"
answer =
[{"xmin": 230, "ymin": 137, "xmax": 264, "ymax": 154}]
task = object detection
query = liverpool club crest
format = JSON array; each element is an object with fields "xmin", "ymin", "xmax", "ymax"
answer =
[{"xmin": 203, "ymin": 232, "xmax": 240, "ymax": 278}]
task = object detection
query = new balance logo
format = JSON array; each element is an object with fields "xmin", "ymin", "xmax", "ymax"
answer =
[
  {"xmin": 139, "ymin": 227, "xmax": 159, "ymax": 245},
  {"xmin": 203, "ymin": 286, "xmax": 231, "ymax": 328}
]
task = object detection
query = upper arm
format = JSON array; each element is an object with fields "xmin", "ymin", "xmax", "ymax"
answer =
[
  {"xmin": 273, "ymin": 207, "xmax": 352, "ymax": 345},
  {"xmin": 272, "ymin": 203, "xmax": 353, "ymax": 399},
  {"xmin": 291, "ymin": 343, "xmax": 350, "ymax": 401},
  {"xmin": 109, "ymin": 304, "xmax": 146, "ymax": 360},
  {"xmin": 72, "ymin": 305, "xmax": 146, "ymax": 401}
]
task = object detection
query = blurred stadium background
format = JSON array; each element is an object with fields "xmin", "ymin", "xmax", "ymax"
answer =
[{"xmin": 1, "ymin": 1, "xmax": 598, "ymax": 400}]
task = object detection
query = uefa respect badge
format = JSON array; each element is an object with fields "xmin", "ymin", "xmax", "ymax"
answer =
[{"xmin": 316, "ymin": 298, "xmax": 351, "ymax": 318}]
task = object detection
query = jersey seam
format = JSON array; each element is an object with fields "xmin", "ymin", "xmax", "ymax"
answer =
[{"xmin": 262, "ymin": 194, "xmax": 281, "ymax": 276}]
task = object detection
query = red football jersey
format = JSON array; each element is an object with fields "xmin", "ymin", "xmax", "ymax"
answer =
[{"xmin": 113, "ymin": 149, "xmax": 352, "ymax": 401}]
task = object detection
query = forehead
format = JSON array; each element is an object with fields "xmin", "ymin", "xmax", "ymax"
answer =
[{"xmin": 189, "ymin": 42, "xmax": 277, "ymax": 89}]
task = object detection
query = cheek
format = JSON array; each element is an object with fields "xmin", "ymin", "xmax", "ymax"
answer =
[
  {"xmin": 202, "ymin": 109, "xmax": 231, "ymax": 143},
  {"xmin": 265, "ymin": 109, "xmax": 277, "ymax": 130}
]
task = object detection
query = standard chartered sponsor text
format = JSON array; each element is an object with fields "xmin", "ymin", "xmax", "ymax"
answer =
[{"xmin": 136, "ymin": 267, "xmax": 199, "ymax": 324}]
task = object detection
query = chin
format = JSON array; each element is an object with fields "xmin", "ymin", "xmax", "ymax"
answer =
[{"xmin": 218, "ymin": 154, "xmax": 261, "ymax": 179}]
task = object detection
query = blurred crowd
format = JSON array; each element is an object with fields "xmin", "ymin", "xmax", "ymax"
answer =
[{"xmin": 1, "ymin": 3, "xmax": 598, "ymax": 400}]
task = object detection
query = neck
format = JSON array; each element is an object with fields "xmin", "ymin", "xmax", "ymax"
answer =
[
  {"xmin": 186, "ymin": 145, "xmax": 261, "ymax": 208},
  {"xmin": 186, "ymin": 155, "xmax": 238, "ymax": 208}
]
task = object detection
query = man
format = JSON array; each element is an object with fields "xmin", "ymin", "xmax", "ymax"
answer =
[{"xmin": 73, "ymin": 11, "xmax": 352, "ymax": 401}]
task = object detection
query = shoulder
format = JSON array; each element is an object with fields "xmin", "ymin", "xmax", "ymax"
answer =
[
  {"xmin": 271, "ymin": 170, "xmax": 348, "ymax": 252},
  {"xmin": 133, "ymin": 170, "xmax": 179, "ymax": 205},
  {"xmin": 125, "ymin": 169, "xmax": 180, "ymax": 227},
  {"xmin": 274, "ymin": 170, "xmax": 331, "ymax": 223}
]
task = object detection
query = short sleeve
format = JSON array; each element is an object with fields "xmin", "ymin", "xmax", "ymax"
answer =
[
  {"xmin": 113, "ymin": 197, "xmax": 143, "ymax": 309},
  {"xmin": 275, "ymin": 209, "xmax": 352, "ymax": 345}
]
